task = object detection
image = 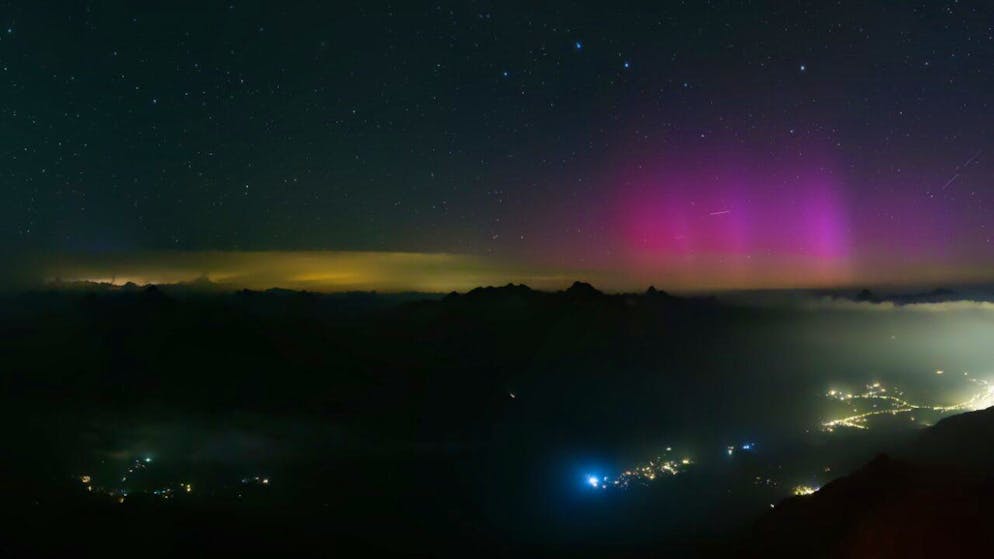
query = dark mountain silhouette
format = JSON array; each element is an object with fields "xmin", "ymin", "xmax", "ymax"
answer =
[
  {"xmin": 855, "ymin": 288, "xmax": 877, "ymax": 302},
  {"xmin": 562, "ymin": 280, "xmax": 602, "ymax": 300},
  {"xmin": 745, "ymin": 406, "xmax": 994, "ymax": 557},
  {"xmin": 908, "ymin": 405, "xmax": 994, "ymax": 468},
  {"xmin": 888, "ymin": 287, "xmax": 959, "ymax": 305},
  {"xmin": 37, "ymin": 278, "xmax": 716, "ymax": 312},
  {"xmin": 436, "ymin": 281, "xmax": 707, "ymax": 308},
  {"xmin": 645, "ymin": 285, "xmax": 680, "ymax": 303},
  {"xmin": 844, "ymin": 287, "xmax": 967, "ymax": 305},
  {"xmin": 460, "ymin": 282, "xmax": 537, "ymax": 300},
  {"xmin": 185, "ymin": 274, "xmax": 216, "ymax": 288}
]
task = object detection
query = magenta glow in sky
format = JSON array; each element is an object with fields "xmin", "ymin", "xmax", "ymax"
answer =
[{"xmin": 583, "ymin": 146, "xmax": 850, "ymax": 287}]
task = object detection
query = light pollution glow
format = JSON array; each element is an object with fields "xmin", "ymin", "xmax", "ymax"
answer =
[
  {"xmin": 822, "ymin": 376, "xmax": 994, "ymax": 432},
  {"xmin": 26, "ymin": 248, "xmax": 994, "ymax": 294},
  {"xmin": 39, "ymin": 250, "xmax": 584, "ymax": 293},
  {"xmin": 588, "ymin": 450, "xmax": 694, "ymax": 490},
  {"xmin": 589, "ymin": 374, "xmax": 994, "ymax": 498}
]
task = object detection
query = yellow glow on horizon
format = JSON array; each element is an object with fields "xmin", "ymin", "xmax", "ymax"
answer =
[
  {"xmin": 32, "ymin": 249, "xmax": 994, "ymax": 294},
  {"xmin": 44, "ymin": 250, "xmax": 586, "ymax": 293}
]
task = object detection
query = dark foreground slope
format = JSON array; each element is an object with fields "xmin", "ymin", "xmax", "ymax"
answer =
[
  {"xmin": 745, "ymin": 406, "xmax": 994, "ymax": 558},
  {"xmin": 3, "ymin": 283, "xmax": 991, "ymax": 556},
  {"xmin": 0, "ymin": 283, "xmax": 733, "ymax": 557}
]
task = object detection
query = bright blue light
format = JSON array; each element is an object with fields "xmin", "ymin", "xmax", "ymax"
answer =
[
  {"xmin": 587, "ymin": 475, "xmax": 599, "ymax": 488},
  {"xmin": 623, "ymin": 61, "xmax": 630, "ymax": 69},
  {"xmin": 575, "ymin": 40, "xmax": 583, "ymax": 50},
  {"xmin": 741, "ymin": 443, "xmax": 754, "ymax": 451}
]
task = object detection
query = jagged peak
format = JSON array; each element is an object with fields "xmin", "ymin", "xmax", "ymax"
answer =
[{"xmin": 563, "ymin": 281, "xmax": 602, "ymax": 298}]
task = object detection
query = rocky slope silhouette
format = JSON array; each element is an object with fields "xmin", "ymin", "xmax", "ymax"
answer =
[{"xmin": 745, "ymin": 406, "xmax": 994, "ymax": 557}]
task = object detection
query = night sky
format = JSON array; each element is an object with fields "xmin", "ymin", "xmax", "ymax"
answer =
[{"xmin": 5, "ymin": 2, "xmax": 994, "ymax": 290}]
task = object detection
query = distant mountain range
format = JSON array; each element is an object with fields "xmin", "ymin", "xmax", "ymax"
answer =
[
  {"xmin": 849, "ymin": 287, "xmax": 962, "ymax": 305},
  {"xmin": 37, "ymin": 278, "xmax": 711, "ymax": 307}
]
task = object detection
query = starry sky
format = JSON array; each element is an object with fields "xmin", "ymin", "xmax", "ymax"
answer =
[{"xmin": 5, "ymin": 1, "xmax": 994, "ymax": 291}]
